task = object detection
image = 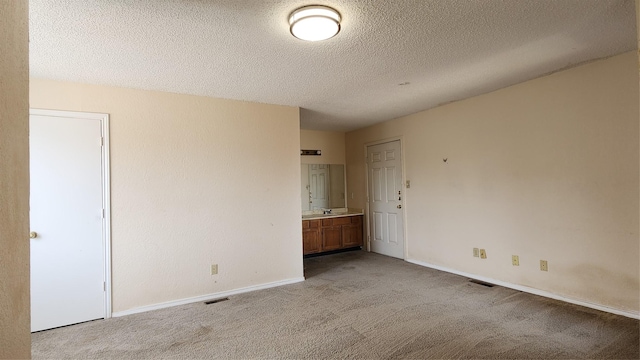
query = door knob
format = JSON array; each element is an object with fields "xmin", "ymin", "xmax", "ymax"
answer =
[
  {"xmin": 30, "ymin": 231, "xmax": 38, "ymax": 239},
  {"xmin": 397, "ymin": 205, "xmax": 402, "ymax": 209}
]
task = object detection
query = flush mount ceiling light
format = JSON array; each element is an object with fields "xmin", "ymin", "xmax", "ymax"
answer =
[{"xmin": 289, "ymin": 5, "xmax": 341, "ymax": 41}]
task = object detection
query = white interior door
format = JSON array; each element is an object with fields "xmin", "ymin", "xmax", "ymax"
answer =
[
  {"xmin": 309, "ymin": 164, "xmax": 330, "ymax": 210},
  {"xmin": 30, "ymin": 112, "xmax": 106, "ymax": 332},
  {"xmin": 367, "ymin": 140, "xmax": 405, "ymax": 259}
]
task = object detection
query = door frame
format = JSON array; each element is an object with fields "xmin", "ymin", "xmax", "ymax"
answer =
[
  {"xmin": 30, "ymin": 108, "xmax": 112, "ymax": 319},
  {"xmin": 364, "ymin": 136, "xmax": 408, "ymax": 259}
]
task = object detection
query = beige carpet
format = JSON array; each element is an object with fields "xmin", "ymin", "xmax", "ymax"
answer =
[{"xmin": 32, "ymin": 251, "xmax": 639, "ymax": 359}]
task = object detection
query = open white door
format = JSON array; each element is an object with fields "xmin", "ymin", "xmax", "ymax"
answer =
[
  {"xmin": 30, "ymin": 109, "xmax": 110, "ymax": 332},
  {"xmin": 367, "ymin": 140, "xmax": 405, "ymax": 259}
]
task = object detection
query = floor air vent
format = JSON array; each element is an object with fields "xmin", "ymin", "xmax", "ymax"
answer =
[
  {"xmin": 469, "ymin": 279, "xmax": 495, "ymax": 287},
  {"xmin": 205, "ymin": 297, "xmax": 229, "ymax": 305}
]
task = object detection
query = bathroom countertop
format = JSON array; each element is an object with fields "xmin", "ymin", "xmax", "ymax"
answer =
[{"xmin": 301, "ymin": 210, "xmax": 364, "ymax": 220}]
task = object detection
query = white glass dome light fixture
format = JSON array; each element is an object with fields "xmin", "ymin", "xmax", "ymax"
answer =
[{"xmin": 289, "ymin": 5, "xmax": 341, "ymax": 41}]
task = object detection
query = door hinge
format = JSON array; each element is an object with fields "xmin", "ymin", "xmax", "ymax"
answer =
[
  {"xmin": 102, "ymin": 209, "xmax": 105, "ymax": 219},
  {"xmin": 100, "ymin": 137, "xmax": 104, "ymax": 147},
  {"xmin": 103, "ymin": 282, "xmax": 106, "ymax": 291}
]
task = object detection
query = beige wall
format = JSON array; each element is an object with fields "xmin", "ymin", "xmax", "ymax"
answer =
[
  {"xmin": 300, "ymin": 129, "xmax": 346, "ymax": 164},
  {"xmin": 0, "ymin": 1, "xmax": 31, "ymax": 358},
  {"xmin": 31, "ymin": 79, "xmax": 303, "ymax": 313},
  {"xmin": 346, "ymin": 51, "xmax": 640, "ymax": 315}
]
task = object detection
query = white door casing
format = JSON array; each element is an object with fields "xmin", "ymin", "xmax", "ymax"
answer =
[
  {"xmin": 367, "ymin": 140, "xmax": 405, "ymax": 259},
  {"xmin": 29, "ymin": 109, "xmax": 111, "ymax": 332},
  {"xmin": 301, "ymin": 165, "xmax": 310, "ymax": 211}
]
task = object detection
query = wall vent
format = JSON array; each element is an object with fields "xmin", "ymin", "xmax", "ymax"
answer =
[
  {"xmin": 204, "ymin": 297, "xmax": 229, "ymax": 305},
  {"xmin": 469, "ymin": 279, "xmax": 495, "ymax": 288}
]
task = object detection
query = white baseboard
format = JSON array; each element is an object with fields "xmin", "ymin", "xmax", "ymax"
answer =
[
  {"xmin": 405, "ymin": 258, "xmax": 639, "ymax": 320},
  {"xmin": 112, "ymin": 277, "xmax": 305, "ymax": 318}
]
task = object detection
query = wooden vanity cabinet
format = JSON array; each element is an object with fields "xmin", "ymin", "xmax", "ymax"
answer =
[{"xmin": 302, "ymin": 215, "xmax": 363, "ymax": 255}]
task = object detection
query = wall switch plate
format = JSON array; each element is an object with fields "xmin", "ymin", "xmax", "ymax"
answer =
[
  {"xmin": 479, "ymin": 249, "xmax": 487, "ymax": 259},
  {"xmin": 512, "ymin": 255, "xmax": 519, "ymax": 266},
  {"xmin": 473, "ymin": 248, "xmax": 479, "ymax": 257},
  {"xmin": 406, "ymin": 180, "xmax": 410, "ymax": 188},
  {"xmin": 540, "ymin": 260, "xmax": 548, "ymax": 271},
  {"xmin": 210, "ymin": 264, "xmax": 218, "ymax": 275}
]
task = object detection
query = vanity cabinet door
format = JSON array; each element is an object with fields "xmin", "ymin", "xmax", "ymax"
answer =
[
  {"xmin": 322, "ymin": 226, "xmax": 342, "ymax": 251},
  {"xmin": 342, "ymin": 216, "xmax": 363, "ymax": 247},
  {"xmin": 302, "ymin": 220, "xmax": 321, "ymax": 255}
]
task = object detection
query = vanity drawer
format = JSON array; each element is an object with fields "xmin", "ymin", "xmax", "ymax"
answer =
[
  {"xmin": 333, "ymin": 217, "xmax": 352, "ymax": 225},
  {"xmin": 302, "ymin": 220, "xmax": 321, "ymax": 229},
  {"xmin": 323, "ymin": 217, "xmax": 351, "ymax": 226},
  {"xmin": 351, "ymin": 216, "xmax": 362, "ymax": 224}
]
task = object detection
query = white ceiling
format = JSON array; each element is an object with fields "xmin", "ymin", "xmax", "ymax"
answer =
[{"xmin": 29, "ymin": 0, "xmax": 636, "ymax": 132}]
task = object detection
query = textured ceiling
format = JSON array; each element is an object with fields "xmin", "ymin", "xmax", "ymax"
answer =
[{"xmin": 29, "ymin": 0, "xmax": 636, "ymax": 132}]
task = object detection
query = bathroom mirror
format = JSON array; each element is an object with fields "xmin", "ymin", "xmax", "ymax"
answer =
[{"xmin": 301, "ymin": 164, "xmax": 346, "ymax": 211}]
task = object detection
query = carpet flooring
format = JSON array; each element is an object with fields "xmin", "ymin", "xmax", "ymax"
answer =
[{"xmin": 32, "ymin": 251, "xmax": 639, "ymax": 359}]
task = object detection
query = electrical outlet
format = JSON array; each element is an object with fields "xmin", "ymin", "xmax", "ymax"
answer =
[
  {"xmin": 473, "ymin": 248, "xmax": 479, "ymax": 257},
  {"xmin": 540, "ymin": 260, "xmax": 548, "ymax": 271},
  {"xmin": 512, "ymin": 255, "xmax": 519, "ymax": 266},
  {"xmin": 210, "ymin": 264, "xmax": 218, "ymax": 275},
  {"xmin": 479, "ymin": 249, "xmax": 487, "ymax": 259}
]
